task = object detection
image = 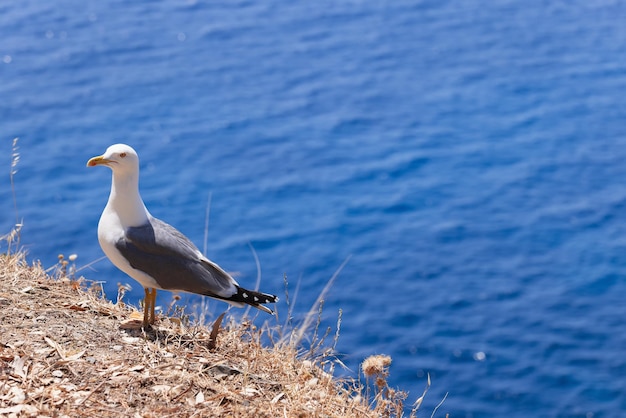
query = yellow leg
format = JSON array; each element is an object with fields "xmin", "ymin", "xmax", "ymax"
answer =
[
  {"xmin": 149, "ymin": 288, "xmax": 157, "ymax": 325},
  {"xmin": 143, "ymin": 288, "xmax": 158, "ymax": 327},
  {"xmin": 143, "ymin": 288, "xmax": 151, "ymax": 327}
]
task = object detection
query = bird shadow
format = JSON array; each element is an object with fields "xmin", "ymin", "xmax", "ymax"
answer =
[{"xmin": 121, "ymin": 311, "xmax": 226, "ymax": 351}]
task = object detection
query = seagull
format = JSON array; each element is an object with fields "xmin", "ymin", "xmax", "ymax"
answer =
[{"xmin": 87, "ymin": 144, "xmax": 277, "ymax": 327}]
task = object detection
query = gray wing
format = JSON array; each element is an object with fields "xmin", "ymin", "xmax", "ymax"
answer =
[{"xmin": 115, "ymin": 217, "xmax": 237, "ymax": 297}]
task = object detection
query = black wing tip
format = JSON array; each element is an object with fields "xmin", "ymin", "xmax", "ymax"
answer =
[
  {"xmin": 236, "ymin": 287, "xmax": 278, "ymax": 304},
  {"xmin": 227, "ymin": 286, "xmax": 278, "ymax": 314},
  {"xmin": 203, "ymin": 287, "xmax": 278, "ymax": 314}
]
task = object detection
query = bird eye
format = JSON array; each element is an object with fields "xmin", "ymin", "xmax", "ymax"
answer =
[{"xmin": 120, "ymin": 152, "xmax": 127, "ymax": 158}]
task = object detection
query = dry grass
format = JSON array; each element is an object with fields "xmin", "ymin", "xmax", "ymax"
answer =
[{"xmin": 0, "ymin": 250, "xmax": 425, "ymax": 417}]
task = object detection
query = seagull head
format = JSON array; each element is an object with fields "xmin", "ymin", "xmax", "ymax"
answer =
[{"xmin": 87, "ymin": 144, "xmax": 140, "ymax": 176}]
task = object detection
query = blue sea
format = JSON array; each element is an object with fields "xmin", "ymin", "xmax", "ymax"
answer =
[{"xmin": 3, "ymin": 1, "xmax": 626, "ymax": 416}]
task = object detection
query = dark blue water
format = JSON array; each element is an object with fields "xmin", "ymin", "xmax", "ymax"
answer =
[{"xmin": 3, "ymin": 1, "xmax": 626, "ymax": 416}]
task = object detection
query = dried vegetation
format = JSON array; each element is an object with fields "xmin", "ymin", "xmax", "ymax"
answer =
[{"xmin": 0, "ymin": 251, "xmax": 422, "ymax": 417}]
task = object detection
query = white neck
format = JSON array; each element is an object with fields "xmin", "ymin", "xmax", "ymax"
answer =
[{"xmin": 106, "ymin": 169, "xmax": 150, "ymax": 227}]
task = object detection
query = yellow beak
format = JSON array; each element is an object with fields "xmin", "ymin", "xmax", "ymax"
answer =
[{"xmin": 86, "ymin": 155, "xmax": 111, "ymax": 167}]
